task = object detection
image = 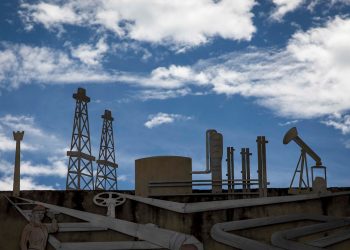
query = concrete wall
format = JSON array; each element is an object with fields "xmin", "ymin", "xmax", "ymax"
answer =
[
  {"xmin": 135, "ymin": 156, "xmax": 192, "ymax": 197},
  {"xmin": 1, "ymin": 190, "xmax": 350, "ymax": 250}
]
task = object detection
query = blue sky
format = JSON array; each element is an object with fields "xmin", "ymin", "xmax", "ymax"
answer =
[{"xmin": 0, "ymin": 0, "xmax": 350, "ymax": 190}]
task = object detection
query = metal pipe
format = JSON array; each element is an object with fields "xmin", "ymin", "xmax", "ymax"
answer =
[
  {"xmin": 210, "ymin": 214, "xmax": 337, "ymax": 250},
  {"xmin": 246, "ymin": 148, "xmax": 251, "ymax": 192},
  {"xmin": 17, "ymin": 197, "xmax": 203, "ymax": 250},
  {"xmin": 148, "ymin": 183, "xmax": 261, "ymax": 188},
  {"xmin": 149, "ymin": 179, "xmax": 260, "ymax": 184},
  {"xmin": 191, "ymin": 129, "xmax": 217, "ymax": 174},
  {"xmin": 13, "ymin": 131, "xmax": 24, "ymax": 197},
  {"xmin": 117, "ymin": 191, "xmax": 350, "ymax": 214},
  {"xmin": 261, "ymin": 136, "xmax": 268, "ymax": 197},
  {"xmin": 293, "ymin": 137, "xmax": 322, "ymax": 166}
]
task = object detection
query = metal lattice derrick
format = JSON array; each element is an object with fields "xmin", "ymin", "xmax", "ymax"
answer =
[
  {"xmin": 95, "ymin": 110, "xmax": 118, "ymax": 190},
  {"xmin": 66, "ymin": 88, "xmax": 95, "ymax": 190}
]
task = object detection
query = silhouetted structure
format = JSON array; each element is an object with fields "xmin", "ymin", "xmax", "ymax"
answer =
[
  {"xmin": 13, "ymin": 131, "xmax": 24, "ymax": 197},
  {"xmin": 66, "ymin": 88, "xmax": 95, "ymax": 190},
  {"xmin": 241, "ymin": 148, "xmax": 252, "ymax": 193},
  {"xmin": 226, "ymin": 147, "xmax": 234, "ymax": 193},
  {"xmin": 95, "ymin": 110, "xmax": 118, "ymax": 190},
  {"xmin": 283, "ymin": 127, "xmax": 327, "ymax": 194},
  {"xmin": 257, "ymin": 136, "xmax": 268, "ymax": 197}
]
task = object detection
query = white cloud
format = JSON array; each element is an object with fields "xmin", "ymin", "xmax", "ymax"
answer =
[
  {"xmin": 146, "ymin": 17, "xmax": 350, "ymax": 119},
  {"xmin": 0, "ymin": 115, "xmax": 44, "ymax": 137},
  {"xmin": 117, "ymin": 174, "xmax": 128, "ymax": 182},
  {"xmin": 22, "ymin": 158, "xmax": 66, "ymax": 178},
  {"xmin": 322, "ymin": 113, "xmax": 350, "ymax": 134},
  {"xmin": 343, "ymin": 139, "xmax": 350, "ymax": 149},
  {"xmin": 0, "ymin": 115, "xmax": 49, "ymax": 151},
  {"xmin": 0, "ymin": 43, "xmax": 115, "ymax": 88},
  {"xmin": 71, "ymin": 38, "xmax": 109, "ymax": 65},
  {"xmin": 271, "ymin": 0, "xmax": 350, "ymax": 20},
  {"xmin": 278, "ymin": 120, "xmax": 299, "ymax": 126},
  {"xmin": 0, "ymin": 176, "xmax": 53, "ymax": 190},
  {"xmin": 138, "ymin": 88, "xmax": 192, "ymax": 101},
  {"xmin": 271, "ymin": 0, "xmax": 305, "ymax": 21},
  {"xmin": 19, "ymin": 2, "xmax": 82, "ymax": 31},
  {"xmin": 20, "ymin": 0, "xmax": 256, "ymax": 48},
  {"xmin": 0, "ymin": 157, "xmax": 66, "ymax": 178},
  {"xmin": 148, "ymin": 65, "xmax": 208, "ymax": 89},
  {"xmin": 0, "ymin": 114, "xmax": 62, "ymax": 152},
  {"xmin": 144, "ymin": 113, "xmax": 192, "ymax": 128},
  {"xmin": 0, "ymin": 114, "xmax": 68, "ymax": 190},
  {"xmin": 112, "ymin": 42, "xmax": 152, "ymax": 62}
]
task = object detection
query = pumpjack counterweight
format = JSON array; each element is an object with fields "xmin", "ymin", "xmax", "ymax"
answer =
[
  {"xmin": 95, "ymin": 110, "xmax": 118, "ymax": 190},
  {"xmin": 66, "ymin": 88, "xmax": 95, "ymax": 190}
]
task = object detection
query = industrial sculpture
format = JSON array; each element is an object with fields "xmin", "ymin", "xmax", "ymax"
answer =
[
  {"xmin": 93, "ymin": 192, "xmax": 125, "ymax": 218},
  {"xmin": 6, "ymin": 195, "xmax": 203, "ymax": 250},
  {"xmin": 283, "ymin": 127, "xmax": 327, "ymax": 194},
  {"xmin": 66, "ymin": 88, "xmax": 95, "ymax": 190},
  {"xmin": 257, "ymin": 136, "xmax": 268, "ymax": 197},
  {"xmin": 13, "ymin": 131, "xmax": 24, "ymax": 197},
  {"xmin": 192, "ymin": 129, "xmax": 223, "ymax": 193},
  {"xmin": 20, "ymin": 205, "xmax": 58, "ymax": 250},
  {"xmin": 226, "ymin": 147, "xmax": 234, "ymax": 193},
  {"xmin": 95, "ymin": 110, "xmax": 118, "ymax": 190},
  {"xmin": 225, "ymin": 136, "xmax": 268, "ymax": 197},
  {"xmin": 241, "ymin": 148, "xmax": 252, "ymax": 193}
]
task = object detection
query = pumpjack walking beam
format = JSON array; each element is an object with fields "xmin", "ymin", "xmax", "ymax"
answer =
[
  {"xmin": 95, "ymin": 110, "xmax": 118, "ymax": 190},
  {"xmin": 66, "ymin": 88, "xmax": 95, "ymax": 190}
]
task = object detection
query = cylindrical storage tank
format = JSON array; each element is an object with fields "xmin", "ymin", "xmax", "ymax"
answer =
[{"xmin": 135, "ymin": 156, "xmax": 192, "ymax": 197}]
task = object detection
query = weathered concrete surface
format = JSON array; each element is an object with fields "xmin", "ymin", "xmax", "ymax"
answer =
[{"xmin": 1, "ymin": 189, "xmax": 350, "ymax": 250}]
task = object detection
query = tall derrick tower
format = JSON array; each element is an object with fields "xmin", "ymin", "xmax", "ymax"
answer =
[
  {"xmin": 66, "ymin": 88, "xmax": 95, "ymax": 190},
  {"xmin": 95, "ymin": 110, "xmax": 118, "ymax": 190}
]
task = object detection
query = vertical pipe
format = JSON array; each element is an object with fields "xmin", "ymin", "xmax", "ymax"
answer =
[
  {"xmin": 241, "ymin": 148, "xmax": 246, "ymax": 192},
  {"xmin": 230, "ymin": 147, "xmax": 235, "ymax": 193},
  {"xmin": 257, "ymin": 136, "xmax": 263, "ymax": 197},
  {"xmin": 246, "ymin": 148, "xmax": 252, "ymax": 192},
  {"xmin": 298, "ymin": 150, "xmax": 305, "ymax": 191},
  {"xmin": 226, "ymin": 147, "xmax": 231, "ymax": 193},
  {"xmin": 305, "ymin": 152, "xmax": 310, "ymax": 189},
  {"xmin": 211, "ymin": 132, "xmax": 223, "ymax": 193},
  {"xmin": 13, "ymin": 131, "xmax": 24, "ymax": 197},
  {"xmin": 261, "ymin": 136, "xmax": 268, "ymax": 197}
]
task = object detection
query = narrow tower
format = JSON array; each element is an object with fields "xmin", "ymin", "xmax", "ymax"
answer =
[
  {"xmin": 95, "ymin": 110, "xmax": 118, "ymax": 190},
  {"xmin": 13, "ymin": 131, "xmax": 24, "ymax": 197},
  {"xmin": 66, "ymin": 88, "xmax": 95, "ymax": 190}
]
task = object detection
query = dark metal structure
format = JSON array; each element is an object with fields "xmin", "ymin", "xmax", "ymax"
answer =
[
  {"xmin": 13, "ymin": 131, "xmax": 24, "ymax": 197},
  {"xmin": 66, "ymin": 88, "xmax": 95, "ymax": 190},
  {"xmin": 283, "ymin": 127, "xmax": 327, "ymax": 194},
  {"xmin": 95, "ymin": 110, "xmax": 118, "ymax": 190},
  {"xmin": 226, "ymin": 147, "xmax": 234, "ymax": 193},
  {"xmin": 241, "ymin": 148, "xmax": 252, "ymax": 193},
  {"xmin": 257, "ymin": 136, "xmax": 268, "ymax": 197}
]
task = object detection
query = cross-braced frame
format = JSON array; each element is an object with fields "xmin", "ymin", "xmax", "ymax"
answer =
[
  {"xmin": 95, "ymin": 110, "xmax": 118, "ymax": 190},
  {"xmin": 66, "ymin": 88, "xmax": 95, "ymax": 190}
]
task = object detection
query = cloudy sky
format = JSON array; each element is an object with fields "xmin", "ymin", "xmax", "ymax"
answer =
[{"xmin": 0, "ymin": 0, "xmax": 350, "ymax": 190}]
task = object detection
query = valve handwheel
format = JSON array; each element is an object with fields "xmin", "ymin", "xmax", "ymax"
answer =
[{"xmin": 93, "ymin": 192, "xmax": 126, "ymax": 218}]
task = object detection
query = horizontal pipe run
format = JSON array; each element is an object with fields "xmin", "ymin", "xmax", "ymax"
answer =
[
  {"xmin": 149, "ymin": 179, "xmax": 260, "ymax": 184},
  {"xmin": 117, "ymin": 191, "xmax": 350, "ymax": 214},
  {"xmin": 16, "ymin": 197, "xmax": 203, "ymax": 250},
  {"xmin": 148, "ymin": 183, "xmax": 261, "ymax": 188}
]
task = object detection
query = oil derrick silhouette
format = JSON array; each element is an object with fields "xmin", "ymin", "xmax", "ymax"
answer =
[
  {"xmin": 95, "ymin": 110, "xmax": 118, "ymax": 190},
  {"xmin": 66, "ymin": 88, "xmax": 95, "ymax": 190}
]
